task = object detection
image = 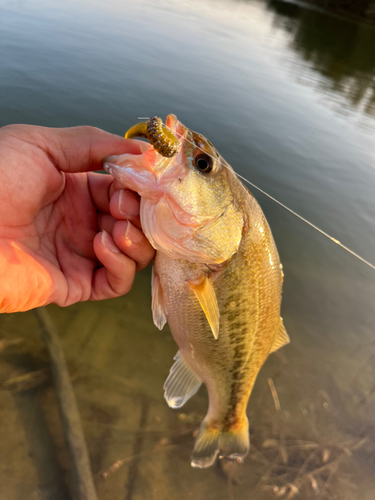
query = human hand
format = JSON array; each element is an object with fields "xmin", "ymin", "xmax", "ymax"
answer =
[{"xmin": 0, "ymin": 125, "xmax": 155, "ymax": 313}]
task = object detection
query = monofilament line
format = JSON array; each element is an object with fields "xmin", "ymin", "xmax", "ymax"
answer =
[
  {"xmin": 180, "ymin": 132, "xmax": 375, "ymax": 272},
  {"xmin": 233, "ymin": 170, "xmax": 375, "ymax": 271}
]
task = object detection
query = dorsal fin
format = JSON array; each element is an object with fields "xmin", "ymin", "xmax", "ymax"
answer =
[
  {"xmin": 270, "ymin": 318, "xmax": 290, "ymax": 353},
  {"xmin": 164, "ymin": 351, "xmax": 202, "ymax": 409},
  {"xmin": 188, "ymin": 275, "xmax": 220, "ymax": 339},
  {"xmin": 151, "ymin": 266, "xmax": 167, "ymax": 330}
]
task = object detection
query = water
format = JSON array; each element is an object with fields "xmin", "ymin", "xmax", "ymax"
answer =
[{"xmin": 1, "ymin": 0, "xmax": 375, "ymax": 498}]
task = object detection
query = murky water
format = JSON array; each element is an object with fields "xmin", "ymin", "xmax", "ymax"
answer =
[{"xmin": 1, "ymin": 0, "xmax": 375, "ymax": 498}]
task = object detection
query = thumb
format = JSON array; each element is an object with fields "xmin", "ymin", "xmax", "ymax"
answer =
[{"xmin": 32, "ymin": 125, "xmax": 143, "ymax": 173}]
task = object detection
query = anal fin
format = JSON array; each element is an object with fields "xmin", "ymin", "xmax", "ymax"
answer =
[
  {"xmin": 151, "ymin": 266, "xmax": 167, "ymax": 330},
  {"xmin": 164, "ymin": 351, "xmax": 202, "ymax": 409},
  {"xmin": 270, "ymin": 318, "xmax": 290, "ymax": 354},
  {"xmin": 188, "ymin": 275, "xmax": 220, "ymax": 339}
]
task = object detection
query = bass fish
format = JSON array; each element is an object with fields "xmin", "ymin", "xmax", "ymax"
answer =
[{"xmin": 104, "ymin": 115, "xmax": 289, "ymax": 468}]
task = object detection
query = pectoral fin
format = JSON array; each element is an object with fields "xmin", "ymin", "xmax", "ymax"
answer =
[
  {"xmin": 151, "ymin": 266, "xmax": 167, "ymax": 330},
  {"xmin": 270, "ymin": 318, "xmax": 290, "ymax": 353},
  {"xmin": 188, "ymin": 275, "xmax": 220, "ymax": 339}
]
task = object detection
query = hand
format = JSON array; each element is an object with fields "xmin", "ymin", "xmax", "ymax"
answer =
[{"xmin": 0, "ymin": 125, "xmax": 155, "ymax": 313}]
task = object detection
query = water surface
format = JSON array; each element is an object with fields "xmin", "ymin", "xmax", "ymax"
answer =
[{"xmin": 1, "ymin": 0, "xmax": 375, "ymax": 499}]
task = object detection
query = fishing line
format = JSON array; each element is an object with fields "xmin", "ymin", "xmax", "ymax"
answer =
[{"xmin": 135, "ymin": 119, "xmax": 375, "ymax": 272}]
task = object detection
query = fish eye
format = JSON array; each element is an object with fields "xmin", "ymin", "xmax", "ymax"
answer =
[{"xmin": 194, "ymin": 154, "xmax": 213, "ymax": 174}]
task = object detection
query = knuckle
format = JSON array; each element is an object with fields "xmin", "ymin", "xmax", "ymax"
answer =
[{"xmin": 111, "ymin": 261, "xmax": 136, "ymax": 295}]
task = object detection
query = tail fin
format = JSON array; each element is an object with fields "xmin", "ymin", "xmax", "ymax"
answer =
[{"xmin": 190, "ymin": 418, "xmax": 249, "ymax": 468}]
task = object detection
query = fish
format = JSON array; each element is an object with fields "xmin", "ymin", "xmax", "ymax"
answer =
[{"xmin": 104, "ymin": 115, "xmax": 289, "ymax": 468}]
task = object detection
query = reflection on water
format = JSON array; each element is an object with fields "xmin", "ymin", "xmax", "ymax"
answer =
[
  {"xmin": 267, "ymin": 0, "xmax": 375, "ymax": 119},
  {"xmin": 1, "ymin": 0, "xmax": 375, "ymax": 499}
]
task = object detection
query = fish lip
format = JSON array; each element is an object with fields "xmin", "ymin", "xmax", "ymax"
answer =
[
  {"xmin": 103, "ymin": 161, "xmax": 159, "ymax": 200},
  {"xmin": 165, "ymin": 114, "xmax": 178, "ymax": 133},
  {"xmin": 166, "ymin": 114, "xmax": 189, "ymax": 145},
  {"xmin": 103, "ymin": 162, "xmax": 114, "ymax": 174}
]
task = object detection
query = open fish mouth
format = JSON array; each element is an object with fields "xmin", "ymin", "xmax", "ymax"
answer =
[{"xmin": 105, "ymin": 113, "xmax": 243, "ymax": 264}]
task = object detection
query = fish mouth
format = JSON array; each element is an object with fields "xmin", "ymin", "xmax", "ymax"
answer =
[{"xmin": 102, "ymin": 116, "xmax": 189, "ymax": 196}]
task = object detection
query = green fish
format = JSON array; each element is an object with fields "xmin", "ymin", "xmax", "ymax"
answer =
[{"xmin": 104, "ymin": 115, "xmax": 289, "ymax": 468}]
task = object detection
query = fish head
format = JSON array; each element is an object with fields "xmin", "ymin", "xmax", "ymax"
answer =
[{"xmin": 104, "ymin": 115, "xmax": 244, "ymax": 264}]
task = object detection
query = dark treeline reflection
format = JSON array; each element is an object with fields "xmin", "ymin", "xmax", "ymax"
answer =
[
  {"xmin": 266, "ymin": 0, "xmax": 375, "ymax": 119},
  {"xmin": 303, "ymin": 0, "xmax": 375, "ymax": 21}
]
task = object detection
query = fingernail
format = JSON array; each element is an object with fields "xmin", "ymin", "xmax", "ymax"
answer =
[
  {"xmin": 119, "ymin": 189, "xmax": 140, "ymax": 216},
  {"xmin": 101, "ymin": 230, "xmax": 120, "ymax": 253},
  {"xmin": 124, "ymin": 221, "xmax": 143, "ymax": 243}
]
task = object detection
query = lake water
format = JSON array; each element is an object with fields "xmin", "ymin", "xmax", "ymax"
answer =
[{"xmin": 1, "ymin": 0, "xmax": 375, "ymax": 499}]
